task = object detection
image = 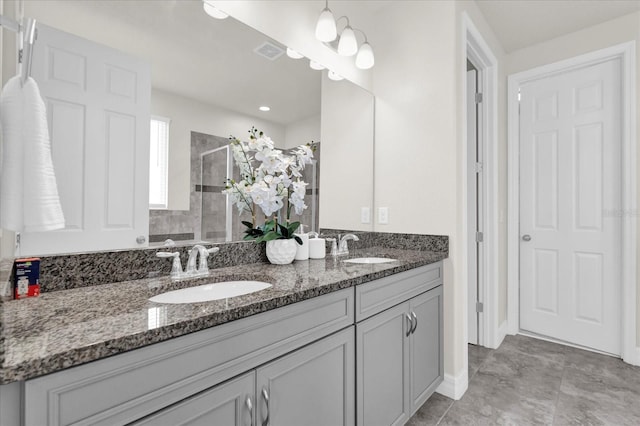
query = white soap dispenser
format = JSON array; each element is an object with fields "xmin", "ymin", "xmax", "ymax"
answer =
[{"xmin": 294, "ymin": 224, "xmax": 310, "ymax": 261}]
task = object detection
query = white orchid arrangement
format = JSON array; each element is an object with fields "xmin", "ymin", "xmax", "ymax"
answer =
[{"xmin": 223, "ymin": 127, "xmax": 315, "ymax": 244}]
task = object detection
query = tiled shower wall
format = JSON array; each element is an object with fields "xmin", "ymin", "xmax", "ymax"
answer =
[{"xmin": 149, "ymin": 132, "xmax": 321, "ymax": 243}]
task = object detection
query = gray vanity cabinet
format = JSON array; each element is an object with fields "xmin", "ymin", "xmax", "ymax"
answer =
[
  {"xmin": 355, "ymin": 262, "xmax": 444, "ymax": 426},
  {"xmin": 134, "ymin": 372, "xmax": 255, "ymax": 426},
  {"xmin": 135, "ymin": 326, "xmax": 355, "ymax": 426},
  {"xmin": 408, "ymin": 287, "xmax": 444, "ymax": 414},
  {"xmin": 256, "ymin": 326, "xmax": 355, "ymax": 426},
  {"xmin": 356, "ymin": 302, "xmax": 411, "ymax": 426}
]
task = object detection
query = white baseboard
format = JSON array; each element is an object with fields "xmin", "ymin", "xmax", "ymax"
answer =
[
  {"xmin": 495, "ymin": 320, "xmax": 508, "ymax": 348},
  {"xmin": 436, "ymin": 369, "xmax": 468, "ymax": 400}
]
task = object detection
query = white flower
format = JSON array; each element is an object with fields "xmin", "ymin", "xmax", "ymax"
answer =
[
  {"xmin": 223, "ymin": 128, "xmax": 312, "ymax": 227},
  {"xmin": 294, "ymin": 144, "xmax": 314, "ymax": 168}
]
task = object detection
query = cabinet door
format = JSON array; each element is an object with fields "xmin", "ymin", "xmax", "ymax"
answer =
[
  {"xmin": 256, "ymin": 327, "xmax": 355, "ymax": 426},
  {"xmin": 356, "ymin": 302, "xmax": 411, "ymax": 426},
  {"xmin": 409, "ymin": 286, "xmax": 443, "ymax": 415},
  {"xmin": 133, "ymin": 372, "xmax": 255, "ymax": 426}
]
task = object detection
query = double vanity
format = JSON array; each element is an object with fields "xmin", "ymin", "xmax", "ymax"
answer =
[{"xmin": 0, "ymin": 239, "xmax": 446, "ymax": 426}]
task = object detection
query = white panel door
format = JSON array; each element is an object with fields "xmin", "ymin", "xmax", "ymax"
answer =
[
  {"xmin": 21, "ymin": 22, "xmax": 150, "ymax": 255},
  {"xmin": 519, "ymin": 58, "xmax": 622, "ymax": 354}
]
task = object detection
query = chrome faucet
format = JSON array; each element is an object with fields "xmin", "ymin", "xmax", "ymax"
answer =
[
  {"xmin": 186, "ymin": 245, "xmax": 220, "ymax": 277},
  {"xmin": 157, "ymin": 245, "xmax": 220, "ymax": 279},
  {"xmin": 337, "ymin": 234, "xmax": 359, "ymax": 256}
]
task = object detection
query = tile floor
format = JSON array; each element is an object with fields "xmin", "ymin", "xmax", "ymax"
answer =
[{"xmin": 408, "ymin": 335, "xmax": 640, "ymax": 425}]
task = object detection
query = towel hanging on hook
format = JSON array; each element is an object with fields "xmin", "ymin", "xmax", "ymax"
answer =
[{"xmin": 0, "ymin": 14, "xmax": 37, "ymax": 86}]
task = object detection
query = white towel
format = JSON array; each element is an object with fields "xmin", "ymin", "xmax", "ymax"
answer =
[{"xmin": 0, "ymin": 76, "xmax": 65, "ymax": 232}]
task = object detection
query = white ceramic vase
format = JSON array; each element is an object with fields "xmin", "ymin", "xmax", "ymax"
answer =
[{"xmin": 266, "ymin": 239, "xmax": 298, "ymax": 265}]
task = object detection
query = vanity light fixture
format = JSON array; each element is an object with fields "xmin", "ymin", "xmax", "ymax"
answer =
[
  {"xmin": 327, "ymin": 70, "xmax": 344, "ymax": 81},
  {"xmin": 336, "ymin": 19, "xmax": 357, "ymax": 57},
  {"xmin": 315, "ymin": 2, "xmax": 375, "ymax": 69},
  {"xmin": 286, "ymin": 47, "xmax": 304, "ymax": 59},
  {"xmin": 259, "ymin": 106, "xmax": 271, "ymax": 112},
  {"xmin": 309, "ymin": 60, "xmax": 325, "ymax": 71},
  {"xmin": 202, "ymin": 1, "xmax": 229, "ymax": 19},
  {"xmin": 315, "ymin": 0, "xmax": 337, "ymax": 42},
  {"xmin": 355, "ymin": 40, "xmax": 375, "ymax": 70}
]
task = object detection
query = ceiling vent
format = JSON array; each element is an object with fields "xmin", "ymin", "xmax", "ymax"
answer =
[{"xmin": 254, "ymin": 41, "xmax": 285, "ymax": 61}]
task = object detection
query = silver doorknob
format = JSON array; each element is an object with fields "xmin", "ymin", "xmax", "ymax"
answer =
[{"xmin": 522, "ymin": 234, "xmax": 531, "ymax": 242}]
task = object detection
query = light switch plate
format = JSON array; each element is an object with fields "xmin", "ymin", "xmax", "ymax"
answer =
[
  {"xmin": 361, "ymin": 207, "xmax": 371, "ymax": 224},
  {"xmin": 378, "ymin": 207, "xmax": 389, "ymax": 224}
]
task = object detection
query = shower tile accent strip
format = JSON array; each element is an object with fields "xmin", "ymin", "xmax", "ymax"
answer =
[
  {"xmin": 0, "ymin": 231, "xmax": 447, "ymax": 295},
  {"xmin": 148, "ymin": 233, "xmax": 195, "ymax": 243}
]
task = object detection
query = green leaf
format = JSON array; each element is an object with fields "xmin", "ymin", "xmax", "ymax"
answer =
[
  {"xmin": 241, "ymin": 221, "xmax": 254, "ymax": 229},
  {"xmin": 256, "ymin": 231, "xmax": 281, "ymax": 242},
  {"xmin": 287, "ymin": 221, "xmax": 300, "ymax": 234},
  {"xmin": 277, "ymin": 223, "xmax": 289, "ymax": 238}
]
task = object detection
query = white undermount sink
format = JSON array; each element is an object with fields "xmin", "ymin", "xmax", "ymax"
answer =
[
  {"xmin": 343, "ymin": 257, "xmax": 397, "ymax": 264},
  {"xmin": 149, "ymin": 281, "xmax": 272, "ymax": 304}
]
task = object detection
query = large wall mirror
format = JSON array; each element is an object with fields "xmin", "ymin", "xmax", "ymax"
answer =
[{"xmin": 0, "ymin": 0, "xmax": 374, "ymax": 257}]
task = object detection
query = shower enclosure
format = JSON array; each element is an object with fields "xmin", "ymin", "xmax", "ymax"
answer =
[{"xmin": 199, "ymin": 145, "xmax": 233, "ymax": 242}]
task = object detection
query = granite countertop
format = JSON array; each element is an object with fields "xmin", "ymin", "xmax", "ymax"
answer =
[{"xmin": 0, "ymin": 247, "xmax": 446, "ymax": 384}]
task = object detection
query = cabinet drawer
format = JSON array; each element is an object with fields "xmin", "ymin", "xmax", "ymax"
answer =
[
  {"xmin": 355, "ymin": 262, "xmax": 442, "ymax": 322},
  {"xmin": 133, "ymin": 371, "xmax": 255, "ymax": 426},
  {"xmin": 25, "ymin": 288, "xmax": 354, "ymax": 426}
]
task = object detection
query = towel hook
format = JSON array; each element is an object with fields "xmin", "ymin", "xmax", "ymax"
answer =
[{"xmin": 20, "ymin": 18, "xmax": 37, "ymax": 86}]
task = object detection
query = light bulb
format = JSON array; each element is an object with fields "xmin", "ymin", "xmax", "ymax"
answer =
[
  {"xmin": 337, "ymin": 26, "xmax": 358, "ymax": 56},
  {"xmin": 315, "ymin": 7, "xmax": 337, "ymax": 42},
  {"xmin": 355, "ymin": 42, "xmax": 375, "ymax": 69},
  {"xmin": 286, "ymin": 48, "xmax": 304, "ymax": 59},
  {"xmin": 203, "ymin": 1, "xmax": 229, "ymax": 19},
  {"xmin": 328, "ymin": 70, "xmax": 344, "ymax": 81},
  {"xmin": 309, "ymin": 60, "xmax": 325, "ymax": 71},
  {"xmin": 259, "ymin": 106, "xmax": 271, "ymax": 112}
]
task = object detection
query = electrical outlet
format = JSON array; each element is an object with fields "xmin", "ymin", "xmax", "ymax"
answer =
[
  {"xmin": 361, "ymin": 207, "xmax": 371, "ymax": 224},
  {"xmin": 378, "ymin": 207, "xmax": 389, "ymax": 224}
]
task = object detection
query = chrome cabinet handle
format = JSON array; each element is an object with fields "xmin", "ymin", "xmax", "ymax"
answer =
[
  {"xmin": 405, "ymin": 313, "xmax": 413, "ymax": 337},
  {"xmin": 522, "ymin": 234, "xmax": 532, "ymax": 242},
  {"xmin": 261, "ymin": 387, "xmax": 270, "ymax": 426},
  {"xmin": 411, "ymin": 311, "xmax": 418, "ymax": 334},
  {"xmin": 246, "ymin": 396, "xmax": 254, "ymax": 426}
]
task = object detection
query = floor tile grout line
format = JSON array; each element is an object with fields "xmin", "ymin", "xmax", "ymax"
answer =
[
  {"xmin": 550, "ymin": 353, "xmax": 569, "ymax": 425},
  {"xmin": 435, "ymin": 398, "xmax": 456, "ymax": 425}
]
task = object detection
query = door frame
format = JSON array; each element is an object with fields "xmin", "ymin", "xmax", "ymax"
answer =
[
  {"xmin": 461, "ymin": 12, "xmax": 501, "ymax": 352},
  {"xmin": 507, "ymin": 41, "xmax": 637, "ymax": 364}
]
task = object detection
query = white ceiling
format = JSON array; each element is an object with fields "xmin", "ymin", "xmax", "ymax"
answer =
[
  {"xmin": 25, "ymin": 0, "xmax": 322, "ymax": 125},
  {"xmin": 476, "ymin": 0, "xmax": 640, "ymax": 53}
]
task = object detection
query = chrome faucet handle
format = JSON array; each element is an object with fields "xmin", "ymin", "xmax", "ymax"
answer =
[
  {"xmin": 198, "ymin": 246, "xmax": 220, "ymax": 274},
  {"xmin": 156, "ymin": 251, "xmax": 183, "ymax": 278}
]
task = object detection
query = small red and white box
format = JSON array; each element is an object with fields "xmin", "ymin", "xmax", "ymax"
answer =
[{"xmin": 14, "ymin": 258, "xmax": 41, "ymax": 299}]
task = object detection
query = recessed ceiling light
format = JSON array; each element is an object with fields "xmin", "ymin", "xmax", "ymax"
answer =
[
  {"xmin": 259, "ymin": 106, "xmax": 271, "ymax": 112},
  {"xmin": 203, "ymin": 1, "xmax": 229, "ymax": 19},
  {"xmin": 309, "ymin": 60, "xmax": 325, "ymax": 71},
  {"xmin": 286, "ymin": 48, "xmax": 304, "ymax": 59}
]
